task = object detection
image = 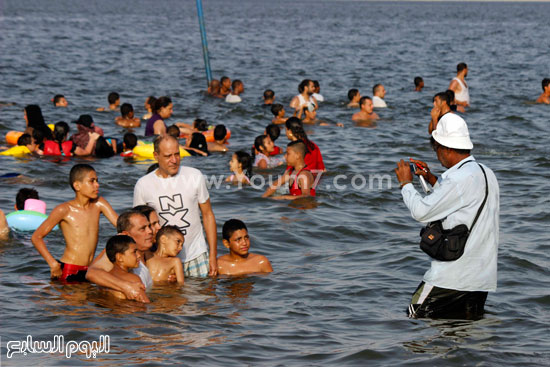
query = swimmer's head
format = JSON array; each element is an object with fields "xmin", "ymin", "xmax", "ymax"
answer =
[
  {"xmin": 214, "ymin": 125, "xmax": 227, "ymax": 141},
  {"xmin": 106, "ymin": 235, "xmax": 139, "ymax": 268},
  {"xmin": 133, "ymin": 205, "xmax": 161, "ymax": 239},
  {"xmin": 222, "ymin": 219, "xmax": 248, "ymax": 241},
  {"xmin": 120, "ymin": 103, "xmax": 134, "ymax": 118},
  {"xmin": 53, "ymin": 94, "xmax": 68, "ymax": 107},
  {"xmin": 542, "ymin": 78, "xmax": 550, "ymax": 92},
  {"xmin": 108, "ymin": 92, "xmax": 120, "ymax": 106},
  {"xmin": 193, "ymin": 119, "xmax": 208, "ymax": 132},
  {"xmin": 230, "ymin": 151, "xmax": 253, "ymax": 179},
  {"xmin": 221, "ymin": 76, "xmax": 231, "ymax": 89},
  {"xmin": 232, "ymin": 79, "xmax": 244, "ymax": 94},
  {"xmin": 271, "ymin": 103, "xmax": 284, "ymax": 118},
  {"xmin": 414, "ymin": 77, "xmax": 424, "ymax": 88},
  {"xmin": 313, "ymin": 80, "xmax": 320, "ymax": 93},
  {"xmin": 222, "ymin": 219, "xmax": 250, "ymax": 256},
  {"xmin": 155, "ymin": 225, "xmax": 184, "ymax": 257},
  {"xmin": 298, "ymin": 79, "xmax": 313, "ymax": 95},
  {"xmin": 359, "ymin": 96, "xmax": 373, "ymax": 113},
  {"xmin": 17, "ymin": 133, "xmax": 32, "ymax": 147},
  {"xmin": 123, "ymin": 132, "xmax": 137, "ymax": 150},
  {"xmin": 286, "ymin": 140, "xmax": 307, "ymax": 165},
  {"xmin": 263, "ymin": 89, "xmax": 274, "ymax": 102},
  {"xmin": 457, "ymin": 62, "xmax": 468, "ymax": 74},
  {"xmin": 69, "ymin": 164, "xmax": 96, "ymax": 192},
  {"xmin": 265, "ymin": 124, "xmax": 280, "ymax": 142},
  {"xmin": 253, "ymin": 134, "xmax": 274, "ymax": 155},
  {"xmin": 373, "ymin": 84, "xmax": 385, "ymax": 98},
  {"xmin": 16, "ymin": 188, "xmax": 39, "ymax": 211},
  {"xmin": 209, "ymin": 79, "xmax": 220, "ymax": 90},
  {"xmin": 348, "ymin": 89, "xmax": 359, "ymax": 102},
  {"xmin": 153, "ymin": 96, "xmax": 173, "ymax": 119},
  {"xmin": 166, "ymin": 125, "xmax": 180, "ymax": 139},
  {"xmin": 53, "ymin": 121, "xmax": 70, "ymax": 143}
]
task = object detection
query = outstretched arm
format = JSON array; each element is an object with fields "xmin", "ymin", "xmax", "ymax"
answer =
[{"xmin": 262, "ymin": 172, "xmax": 290, "ymax": 198}]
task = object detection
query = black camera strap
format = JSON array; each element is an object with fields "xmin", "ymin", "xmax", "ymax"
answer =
[{"xmin": 458, "ymin": 160, "xmax": 489, "ymax": 233}]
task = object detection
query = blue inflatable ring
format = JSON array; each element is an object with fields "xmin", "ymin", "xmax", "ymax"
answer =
[{"xmin": 5, "ymin": 210, "xmax": 58, "ymax": 232}]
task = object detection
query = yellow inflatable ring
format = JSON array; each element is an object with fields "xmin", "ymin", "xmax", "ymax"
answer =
[
  {"xmin": 132, "ymin": 141, "xmax": 190, "ymax": 159},
  {"xmin": 0, "ymin": 145, "xmax": 31, "ymax": 157}
]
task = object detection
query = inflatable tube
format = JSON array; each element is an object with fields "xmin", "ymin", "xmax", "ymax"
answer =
[
  {"xmin": 5, "ymin": 131, "xmax": 23, "ymax": 145},
  {"xmin": 0, "ymin": 145, "xmax": 31, "ymax": 157},
  {"xmin": 6, "ymin": 210, "xmax": 58, "ymax": 232},
  {"xmin": 202, "ymin": 128, "xmax": 231, "ymax": 143},
  {"xmin": 132, "ymin": 141, "xmax": 190, "ymax": 159}
]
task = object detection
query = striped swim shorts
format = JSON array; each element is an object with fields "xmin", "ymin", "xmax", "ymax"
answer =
[{"xmin": 184, "ymin": 252, "xmax": 210, "ymax": 278}]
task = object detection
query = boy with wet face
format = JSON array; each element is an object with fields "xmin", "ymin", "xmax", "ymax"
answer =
[
  {"xmin": 217, "ymin": 219, "xmax": 272, "ymax": 276},
  {"xmin": 105, "ymin": 235, "xmax": 143, "ymax": 299},
  {"xmin": 32, "ymin": 164, "xmax": 118, "ymax": 282},
  {"xmin": 146, "ymin": 226, "xmax": 185, "ymax": 284}
]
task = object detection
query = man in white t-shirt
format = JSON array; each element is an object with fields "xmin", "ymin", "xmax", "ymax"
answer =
[
  {"xmin": 290, "ymin": 79, "xmax": 318, "ymax": 115},
  {"xmin": 225, "ymin": 80, "xmax": 244, "ymax": 104},
  {"xmin": 372, "ymin": 84, "xmax": 387, "ymax": 108},
  {"xmin": 133, "ymin": 135, "xmax": 217, "ymax": 277}
]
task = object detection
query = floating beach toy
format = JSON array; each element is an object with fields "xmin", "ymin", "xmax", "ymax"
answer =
[
  {"xmin": 6, "ymin": 199, "xmax": 57, "ymax": 231},
  {"xmin": 132, "ymin": 141, "xmax": 190, "ymax": 159},
  {"xmin": 0, "ymin": 145, "xmax": 31, "ymax": 157},
  {"xmin": 5, "ymin": 124, "xmax": 54, "ymax": 145}
]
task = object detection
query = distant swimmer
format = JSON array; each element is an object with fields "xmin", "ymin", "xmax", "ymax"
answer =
[
  {"xmin": 290, "ymin": 79, "xmax": 318, "ymax": 115},
  {"xmin": 372, "ymin": 84, "xmax": 387, "ymax": 108},
  {"xmin": 52, "ymin": 94, "xmax": 68, "ymax": 107},
  {"xmin": 115, "ymin": 103, "xmax": 141, "ymax": 128},
  {"xmin": 146, "ymin": 226, "xmax": 185, "ymax": 284},
  {"xmin": 97, "ymin": 91, "xmax": 120, "ymax": 112},
  {"xmin": 217, "ymin": 219, "xmax": 273, "ymax": 276},
  {"xmin": 104, "ymin": 235, "xmax": 146, "ymax": 300},
  {"xmin": 414, "ymin": 77, "xmax": 424, "ymax": 92},
  {"xmin": 142, "ymin": 96, "xmax": 156, "ymax": 120},
  {"xmin": 352, "ymin": 96, "xmax": 379, "ymax": 122},
  {"xmin": 428, "ymin": 91, "xmax": 453, "ymax": 134},
  {"xmin": 220, "ymin": 76, "xmax": 231, "ymax": 97},
  {"xmin": 144, "ymin": 96, "xmax": 173, "ymax": 136},
  {"xmin": 271, "ymin": 103, "xmax": 287, "ymax": 125},
  {"xmin": 347, "ymin": 88, "xmax": 361, "ymax": 108},
  {"xmin": 312, "ymin": 80, "xmax": 324, "ymax": 102},
  {"xmin": 207, "ymin": 124, "xmax": 229, "ymax": 153},
  {"xmin": 207, "ymin": 79, "xmax": 221, "ymax": 97},
  {"xmin": 225, "ymin": 79, "xmax": 244, "ymax": 103},
  {"xmin": 448, "ymin": 62, "xmax": 470, "ymax": 107},
  {"xmin": 225, "ymin": 151, "xmax": 253, "ymax": 185},
  {"xmin": 31, "ymin": 164, "xmax": 118, "ymax": 282},
  {"xmin": 536, "ymin": 78, "xmax": 550, "ymax": 104},
  {"xmin": 263, "ymin": 89, "xmax": 275, "ymax": 106}
]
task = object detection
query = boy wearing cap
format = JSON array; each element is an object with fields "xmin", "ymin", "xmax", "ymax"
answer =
[{"xmin": 395, "ymin": 114, "xmax": 500, "ymax": 320}]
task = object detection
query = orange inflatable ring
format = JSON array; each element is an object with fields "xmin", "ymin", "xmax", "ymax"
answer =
[
  {"xmin": 5, "ymin": 131, "xmax": 23, "ymax": 145},
  {"xmin": 202, "ymin": 128, "xmax": 231, "ymax": 143}
]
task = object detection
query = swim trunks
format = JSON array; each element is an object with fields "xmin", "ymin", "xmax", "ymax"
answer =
[
  {"xmin": 59, "ymin": 261, "xmax": 88, "ymax": 283},
  {"xmin": 184, "ymin": 252, "xmax": 209, "ymax": 278}
]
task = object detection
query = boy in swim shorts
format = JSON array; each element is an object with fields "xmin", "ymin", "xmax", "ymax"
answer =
[
  {"xmin": 217, "ymin": 219, "xmax": 272, "ymax": 276},
  {"xmin": 146, "ymin": 226, "xmax": 185, "ymax": 284},
  {"xmin": 32, "ymin": 164, "xmax": 118, "ymax": 282},
  {"xmin": 105, "ymin": 234, "xmax": 144, "ymax": 299}
]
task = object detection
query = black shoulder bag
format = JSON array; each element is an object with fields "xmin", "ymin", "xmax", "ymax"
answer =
[{"xmin": 419, "ymin": 162, "xmax": 488, "ymax": 261}]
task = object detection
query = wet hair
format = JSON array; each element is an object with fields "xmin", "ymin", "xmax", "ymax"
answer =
[
  {"xmin": 233, "ymin": 151, "xmax": 253, "ymax": 179},
  {"xmin": 213, "ymin": 124, "xmax": 227, "ymax": 141},
  {"xmin": 231, "ymin": 79, "xmax": 243, "ymax": 90},
  {"xmin": 94, "ymin": 137, "xmax": 115, "ymax": 158},
  {"xmin": 146, "ymin": 96, "xmax": 157, "ymax": 109},
  {"xmin": 542, "ymin": 78, "xmax": 550, "ymax": 91},
  {"xmin": 287, "ymin": 140, "xmax": 307, "ymax": 159},
  {"xmin": 155, "ymin": 225, "xmax": 183, "ymax": 245},
  {"xmin": 298, "ymin": 79, "xmax": 312, "ymax": 93},
  {"xmin": 188, "ymin": 133, "xmax": 208, "ymax": 156},
  {"xmin": 265, "ymin": 124, "xmax": 280, "ymax": 142},
  {"xmin": 108, "ymin": 92, "xmax": 120, "ymax": 105},
  {"xmin": 270, "ymin": 103, "xmax": 284, "ymax": 117},
  {"xmin": 120, "ymin": 103, "xmax": 133, "ymax": 118},
  {"xmin": 69, "ymin": 164, "xmax": 95, "ymax": 191},
  {"xmin": 220, "ymin": 76, "xmax": 230, "ymax": 85},
  {"xmin": 16, "ymin": 188, "xmax": 39, "ymax": 210},
  {"xmin": 263, "ymin": 89, "xmax": 274, "ymax": 100},
  {"xmin": 116, "ymin": 210, "xmax": 146, "ymax": 233},
  {"xmin": 222, "ymin": 219, "xmax": 247, "ymax": 241},
  {"xmin": 53, "ymin": 121, "xmax": 69, "ymax": 143},
  {"xmin": 132, "ymin": 205, "xmax": 156, "ymax": 220},
  {"xmin": 348, "ymin": 89, "xmax": 359, "ymax": 101},
  {"xmin": 17, "ymin": 133, "xmax": 32, "ymax": 146},
  {"xmin": 457, "ymin": 62, "xmax": 468, "ymax": 73},
  {"xmin": 166, "ymin": 125, "xmax": 180, "ymax": 138},
  {"xmin": 285, "ymin": 117, "xmax": 315, "ymax": 153},
  {"xmin": 313, "ymin": 80, "xmax": 320, "ymax": 90},
  {"xmin": 123, "ymin": 132, "xmax": 137, "ymax": 150},
  {"xmin": 153, "ymin": 96, "xmax": 172, "ymax": 113},
  {"xmin": 434, "ymin": 91, "xmax": 451, "ymax": 106},
  {"xmin": 359, "ymin": 96, "xmax": 372, "ymax": 108},
  {"xmin": 153, "ymin": 134, "xmax": 177, "ymax": 153},
  {"xmin": 193, "ymin": 119, "xmax": 208, "ymax": 132},
  {"xmin": 25, "ymin": 105, "xmax": 53, "ymax": 140},
  {"xmin": 106, "ymin": 235, "xmax": 135, "ymax": 263},
  {"xmin": 53, "ymin": 94, "xmax": 65, "ymax": 106},
  {"xmin": 32, "ymin": 129, "xmax": 45, "ymax": 147},
  {"xmin": 147, "ymin": 163, "xmax": 159, "ymax": 174},
  {"xmin": 414, "ymin": 77, "xmax": 423, "ymax": 87},
  {"xmin": 373, "ymin": 84, "xmax": 383, "ymax": 95},
  {"xmin": 252, "ymin": 134, "xmax": 269, "ymax": 158}
]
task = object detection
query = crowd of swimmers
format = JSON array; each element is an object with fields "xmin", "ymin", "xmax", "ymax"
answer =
[{"xmin": 0, "ymin": 63, "xmax": 548, "ymax": 303}]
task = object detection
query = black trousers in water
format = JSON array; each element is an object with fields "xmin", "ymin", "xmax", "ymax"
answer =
[{"xmin": 408, "ymin": 281, "xmax": 488, "ymax": 320}]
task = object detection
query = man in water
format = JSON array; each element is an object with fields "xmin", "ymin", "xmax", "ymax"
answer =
[
  {"xmin": 372, "ymin": 84, "xmax": 387, "ymax": 108},
  {"xmin": 535, "ymin": 78, "xmax": 550, "ymax": 104},
  {"xmin": 290, "ymin": 79, "xmax": 318, "ymax": 115},
  {"xmin": 263, "ymin": 89, "xmax": 275, "ymax": 106},
  {"xmin": 220, "ymin": 76, "xmax": 231, "ymax": 97},
  {"xmin": 352, "ymin": 96, "xmax": 379, "ymax": 122},
  {"xmin": 347, "ymin": 89, "xmax": 361, "ymax": 108},
  {"xmin": 448, "ymin": 63, "xmax": 470, "ymax": 107},
  {"xmin": 428, "ymin": 91, "xmax": 453, "ymax": 134},
  {"xmin": 312, "ymin": 80, "xmax": 324, "ymax": 102},
  {"xmin": 133, "ymin": 135, "xmax": 218, "ymax": 277},
  {"xmin": 395, "ymin": 114, "xmax": 499, "ymax": 319},
  {"xmin": 414, "ymin": 77, "xmax": 424, "ymax": 92}
]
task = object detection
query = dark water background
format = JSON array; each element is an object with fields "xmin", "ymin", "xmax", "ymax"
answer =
[{"xmin": 1, "ymin": 0, "xmax": 549, "ymax": 365}]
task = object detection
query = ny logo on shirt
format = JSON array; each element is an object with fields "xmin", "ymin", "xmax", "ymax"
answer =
[{"xmin": 158, "ymin": 194, "xmax": 190, "ymax": 234}]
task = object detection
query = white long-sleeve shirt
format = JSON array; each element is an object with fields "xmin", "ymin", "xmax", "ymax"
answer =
[{"xmin": 401, "ymin": 156, "xmax": 500, "ymax": 292}]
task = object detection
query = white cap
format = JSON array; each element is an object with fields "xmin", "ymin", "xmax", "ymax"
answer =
[{"xmin": 432, "ymin": 113, "xmax": 473, "ymax": 150}]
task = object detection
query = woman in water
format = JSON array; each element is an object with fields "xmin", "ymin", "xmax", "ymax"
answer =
[
  {"xmin": 23, "ymin": 105, "xmax": 53, "ymax": 140},
  {"xmin": 285, "ymin": 117, "xmax": 325, "ymax": 174},
  {"xmin": 144, "ymin": 96, "xmax": 173, "ymax": 136}
]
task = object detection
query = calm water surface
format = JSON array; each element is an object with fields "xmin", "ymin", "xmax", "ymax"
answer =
[{"xmin": 0, "ymin": 0, "xmax": 549, "ymax": 365}]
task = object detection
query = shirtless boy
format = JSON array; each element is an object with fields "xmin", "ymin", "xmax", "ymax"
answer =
[
  {"xmin": 32, "ymin": 164, "xmax": 118, "ymax": 281},
  {"xmin": 220, "ymin": 76, "xmax": 231, "ymax": 97},
  {"xmin": 217, "ymin": 219, "xmax": 272, "ymax": 276},
  {"xmin": 352, "ymin": 96, "xmax": 379, "ymax": 122},
  {"xmin": 97, "ymin": 92, "xmax": 120, "ymax": 112},
  {"xmin": 536, "ymin": 78, "xmax": 550, "ymax": 104},
  {"xmin": 146, "ymin": 225, "xmax": 185, "ymax": 284},
  {"xmin": 207, "ymin": 125, "xmax": 229, "ymax": 153},
  {"xmin": 105, "ymin": 235, "xmax": 144, "ymax": 300},
  {"xmin": 271, "ymin": 103, "xmax": 286, "ymax": 125},
  {"xmin": 115, "ymin": 103, "xmax": 141, "ymax": 128}
]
